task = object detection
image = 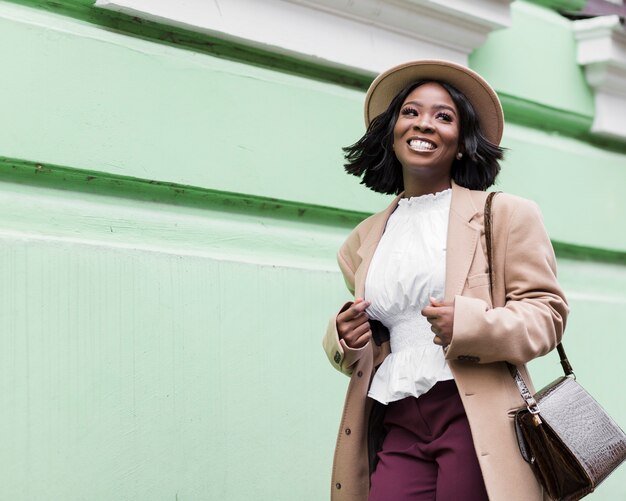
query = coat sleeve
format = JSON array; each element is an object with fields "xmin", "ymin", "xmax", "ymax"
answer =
[
  {"xmin": 445, "ymin": 198, "xmax": 569, "ymax": 366},
  {"xmin": 322, "ymin": 229, "xmax": 371, "ymax": 376}
]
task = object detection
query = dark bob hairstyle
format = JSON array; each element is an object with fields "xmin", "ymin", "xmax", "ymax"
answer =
[{"xmin": 343, "ymin": 80, "xmax": 504, "ymax": 194}]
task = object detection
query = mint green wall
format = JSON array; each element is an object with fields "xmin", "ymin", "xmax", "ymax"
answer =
[
  {"xmin": 0, "ymin": 0, "xmax": 625, "ymax": 499},
  {"xmin": 0, "ymin": 182, "xmax": 350, "ymax": 501},
  {"xmin": 500, "ymin": 123, "xmax": 626, "ymax": 252}
]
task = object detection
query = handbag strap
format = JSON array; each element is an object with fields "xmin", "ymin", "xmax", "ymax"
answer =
[
  {"xmin": 483, "ymin": 192, "xmax": 574, "ymax": 414},
  {"xmin": 484, "ymin": 192, "xmax": 497, "ymax": 307}
]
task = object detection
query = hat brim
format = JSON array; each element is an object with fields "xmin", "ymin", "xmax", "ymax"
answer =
[{"xmin": 364, "ymin": 60, "xmax": 504, "ymax": 145}]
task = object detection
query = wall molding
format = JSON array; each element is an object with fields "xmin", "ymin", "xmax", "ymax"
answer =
[
  {"xmin": 95, "ymin": 0, "xmax": 513, "ymax": 73},
  {"xmin": 574, "ymin": 15, "xmax": 626, "ymax": 140}
]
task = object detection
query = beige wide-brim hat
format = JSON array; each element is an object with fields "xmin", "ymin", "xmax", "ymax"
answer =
[{"xmin": 364, "ymin": 59, "xmax": 504, "ymax": 145}]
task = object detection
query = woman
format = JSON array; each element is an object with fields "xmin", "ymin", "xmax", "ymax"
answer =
[{"xmin": 322, "ymin": 60, "xmax": 568, "ymax": 500}]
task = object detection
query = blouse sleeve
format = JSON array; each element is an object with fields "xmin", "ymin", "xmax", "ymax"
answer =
[{"xmin": 445, "ymin": 197, "xmax": 569, "ymax": 366}]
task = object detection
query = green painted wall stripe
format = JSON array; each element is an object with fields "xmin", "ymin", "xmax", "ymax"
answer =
[
  {"xmin": 552, "ymin": 242, "xmax": 626, "ymax": 266},
  {"xmin": 500, "ymin": 93, "xmax": 591, "ymax": 136},
  {"xmin": 0, "ymin": 156, "xmax": 365, "ymax": 229},
  {"xmin": 525, "ymin": 0, "xmax": 586, "ymax": 11},
  {"xmin": 3, "ymin": 155, "xmax": 625, "ymax": 265}
]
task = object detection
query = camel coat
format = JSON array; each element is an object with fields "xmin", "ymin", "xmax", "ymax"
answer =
[{"xmin": 322, "ymin": 182, "xmax": 568, "ymax": 500}]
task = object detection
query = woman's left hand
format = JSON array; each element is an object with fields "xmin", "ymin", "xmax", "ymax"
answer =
[{"xmin": 422, "ymin": 297, "xmax": 454, "ymax": 347}]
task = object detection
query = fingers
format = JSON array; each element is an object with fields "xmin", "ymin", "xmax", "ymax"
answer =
[
  {"xmin": 424, "ymin": 298, "xmax": 454, "ymax": 347},
  {"xmin": 337, "ymin": 299, "xmax": 370, "ymax": 326},
  {"xmin": 432, "ymin": 335, "xmax": 451, "ymax": 348},
  {"xmin": 429, "ymin": 296, "xmax": 444, "ymax": 307},
  {"xmin": 422, "ymin": 300, "xmax": 454, "ymax": 321},
  {"xmin": 430, "ymin": 324, "xmax": 447, "ymax": 344},
  {"xmin": 421, "ymin": 305, "xmax": 437, "ymax": 318},
  {"xmin": 340, "ymin": 321, "xmax": 372, "ymax": 349},
  {"xmin": 349, "ymin": 329, "xmax": 372, "ymax": 349},
  {"xmin": 346, "ymin": 299, "xmax": 370, "ymax": 318},
  {"xmin": 350, "ymin": 320, "xmax": 371, "ymax": 338},
  {"xmin": 422, "ymin": 298, "xmax": 445, "ymax": 318},
  {"xmin": 337, "ymin": 298, "xmax": 372, "ymax": 348},
  {"xmin": 429, "ymin": 297, "xmax": 453, "ymax": 307},
  {"xmin": 422, "ymin": 297, "xmax": 438, "ymax": 317}
]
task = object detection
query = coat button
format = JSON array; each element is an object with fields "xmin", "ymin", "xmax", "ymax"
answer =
[
  {"xmin": 345, "ymin": 428, "xmax": 351, "ymax": 435},
  {"xmin": 357, "ymin": 371, "xmax": 363, "ymax": 377},
  {"xmin": 334, "ymin": 351, "xmax": 341, "ymax": 364},
  {"xmin": 335, "ymin": 483, "xmax": 341, "ymax": 489}
]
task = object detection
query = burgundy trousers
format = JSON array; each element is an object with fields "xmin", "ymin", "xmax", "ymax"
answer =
[{"xmin": 368, "ymin": 380, "xmax": 489, "ymax": 501}]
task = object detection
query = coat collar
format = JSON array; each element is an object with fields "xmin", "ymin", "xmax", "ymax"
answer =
[
  {"xmin": 444, "ymin": 181, "xmax": 481, "ymax": 302},
  {"xmin": 353, "ymin": 181, "xmax": 481, "ymax": 300}
]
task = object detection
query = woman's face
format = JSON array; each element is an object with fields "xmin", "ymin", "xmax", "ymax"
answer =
[{"xmin": 392, "ymin": 82, "xmax": 460, "ymax": 184}]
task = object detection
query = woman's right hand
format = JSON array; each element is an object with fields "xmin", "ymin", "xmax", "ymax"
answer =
[{"xmin": 336, "ymin": 298, "xmax": 372, "ymax": 349}]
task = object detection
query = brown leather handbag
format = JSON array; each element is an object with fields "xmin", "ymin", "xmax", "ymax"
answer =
[{"xmin": 485, "ymin": 192, "xmax": 626, "ymax": 501}]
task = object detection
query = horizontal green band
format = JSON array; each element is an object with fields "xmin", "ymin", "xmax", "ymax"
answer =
[
  {"xmin": 524, "ymin": 0, "xmax": 586, "ymax": 12},
  {"xmin": 0, "ymin": 156, "xmax": 364, "ymax": 229},
  {"xmin": 2, "ymin": 155, "xmax": 625, "ymax": 263}
]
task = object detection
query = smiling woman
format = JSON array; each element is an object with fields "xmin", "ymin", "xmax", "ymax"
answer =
[{"xmin": 322, "ymin": 60, "xmax": 569, "ymax": 501}]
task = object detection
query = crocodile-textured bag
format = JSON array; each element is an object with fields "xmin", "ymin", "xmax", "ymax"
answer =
[{"xmin": 485, "ymin": 192, "xmax": 626, "ymax": 501}]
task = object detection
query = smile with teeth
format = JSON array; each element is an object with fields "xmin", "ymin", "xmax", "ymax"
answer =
[{"xmin": 408, "ymin": 139, "xmax": 436, "ymax": 152}]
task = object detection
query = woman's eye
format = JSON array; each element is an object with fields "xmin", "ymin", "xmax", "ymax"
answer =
[
  {"xmin": 401, "ymin": 107, "xmax": 418, "ymax": 116},
  {"xmin": 437, "ymin": 112, "xmax": 453, "ymax": 122}
]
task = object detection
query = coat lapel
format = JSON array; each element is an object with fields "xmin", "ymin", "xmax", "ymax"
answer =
[
  {"xmin": 444, "ymin": 182, "xmax": 481, "ymax": 302},
  {"xmin": 354, "ymin": 194, "xmax": 402, "ymax": 298}
]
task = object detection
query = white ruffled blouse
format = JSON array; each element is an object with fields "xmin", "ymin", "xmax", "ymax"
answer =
[{"xmin": 365, "ymin": 188, "xmax": 454, "ymax": 405}]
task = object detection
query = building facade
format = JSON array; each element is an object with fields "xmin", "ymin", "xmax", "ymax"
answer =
[{"xmin": 0, "ymin": 0, "xmax": 625, "ymax": 499}]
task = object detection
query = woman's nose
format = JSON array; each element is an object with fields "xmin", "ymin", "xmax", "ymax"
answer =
[{"xmin": 414, "ymin": 119, "xmax": 434, "ymax": 132}]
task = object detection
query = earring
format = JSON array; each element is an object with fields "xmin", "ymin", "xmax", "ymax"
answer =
[{"xmin": 456, "ymin": 152, "xmax": 463, "ymax": 160}]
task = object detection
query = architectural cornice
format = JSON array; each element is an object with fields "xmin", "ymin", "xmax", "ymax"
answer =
[
  {"xmin": 95, "ymin": 0, "xmax": 512, "ymax": 73},
  {"xmin": 574, "ymin": 15, "xmax": 626, "ymax": 140}
]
